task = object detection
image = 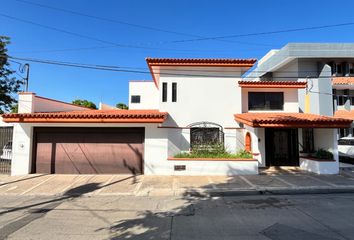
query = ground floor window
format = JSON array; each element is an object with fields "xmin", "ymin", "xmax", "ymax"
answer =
[
  {"xmin": 189, "ymin": 122, "xmax": 224, "ymax": 150},
  {"xmin": 302, "ymin": 128, "xmax": 314, "ymax": 153}
]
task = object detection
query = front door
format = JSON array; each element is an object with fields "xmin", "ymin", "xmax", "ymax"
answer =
[{"xmin": 265, "ymin": 128, "xmax": 299, "ymax": 166}]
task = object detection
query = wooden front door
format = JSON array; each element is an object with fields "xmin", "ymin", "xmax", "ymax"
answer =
[{"xmin": 265, "ymin": 128, "xmax": 299, "ymax": 166}]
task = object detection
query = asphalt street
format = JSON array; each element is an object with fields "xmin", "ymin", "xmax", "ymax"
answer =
[{"xmin": 0, "ymin": 193, "xmax": 354, "ymax": 239}]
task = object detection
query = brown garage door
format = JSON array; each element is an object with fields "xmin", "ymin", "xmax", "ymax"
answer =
[{"xmin": 33, "ymin": 127, "xmax": 144, "ymax": 174}]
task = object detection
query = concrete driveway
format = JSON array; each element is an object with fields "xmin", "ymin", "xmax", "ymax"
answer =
[{"xmin": 1, "ymin": 169, "xmax": 354, "ymax": 197}]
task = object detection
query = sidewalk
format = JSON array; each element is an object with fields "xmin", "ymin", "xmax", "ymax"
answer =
[{"xmin": 1, "ymin": 168, "xmax": 354, "ymax": 197}]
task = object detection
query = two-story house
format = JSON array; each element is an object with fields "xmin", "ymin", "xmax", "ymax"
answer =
[{"xmin": 2, "ymin": 57, "xmax": 351, "ymax": 176}]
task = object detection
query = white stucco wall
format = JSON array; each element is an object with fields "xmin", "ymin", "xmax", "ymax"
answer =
[
  {"xmin": 11, "ymin": 123, "xmax": 33, "ymax": 175},
  {"xmin": 10, "ymin": 123, "xmax": 169, "ymax": 176},
  {"xmin": 18, "ymin": 93, "xmax": 89, "ymax": 113},
  {"xmin": 0, "ymin": 117, "xmax": 13, "ymax": 127},
  {"xmin": 299, "ymin": 128, "xmax": 339, "ymax": 174},
  {"xmin": 158, "ymin": 67, "xmax": 243, "ymax": 127},
  {"xmin": 241, "ymin": 88, "xmax": 299, "ymax": 113},
  {"xmin": 314, "ymin": 129, "xmax": 339, "ymax": 160},
  {"xmin": 164, "ymin": 160, "xmax": 258, "ymax": 176},
  {"xmin": 152, "ymin": 66, "xmax": 247, "ymax": 157},
  {"xmin": 244, "ymin": 126, "xmax": 265, "ymax": 166},
  {"xmin": 300, "ymin": 158, "xmax": 338, "ymax": 174},
  {"xmin": 129, "ymin": 81, "xmax": 159, "ymax": 110}
]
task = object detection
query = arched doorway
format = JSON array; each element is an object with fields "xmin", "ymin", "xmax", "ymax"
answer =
[{"xmin": 245, "ymin": 132, "xmax": 252, "ymax": 152}]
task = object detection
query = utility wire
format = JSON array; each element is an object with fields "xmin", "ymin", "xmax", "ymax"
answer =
[
  {"xmin": 0, "ymin": 13, "xmax": 234, "ymax": 53},
  {"xmin": 168, "ymin": 22, "xmax": 354, "ymax": 43},
  {"xmin": 0, "ymin": 54, "xmax": 336, "ymax": 75},
  {"xmin": 12, "ymin": 0, "xmax": 275, "ymax": 47},
  {"xmin": 1, "ymin": 54, "xmax": 337, "ymax": 79}
]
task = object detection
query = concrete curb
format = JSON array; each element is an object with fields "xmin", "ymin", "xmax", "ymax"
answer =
[{"xmin": 186, "ymin": 187, "xmax": 354, "ymax": 197}]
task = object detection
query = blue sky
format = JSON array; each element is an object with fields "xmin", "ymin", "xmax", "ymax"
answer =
[{"xmin": 2, "ymin": 0, "xmax": 354, "ymax": 106}]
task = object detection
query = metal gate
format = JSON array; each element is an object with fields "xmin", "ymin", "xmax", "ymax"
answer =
[{"xmin": 0, "ymin": 127, "xmax": 13, "ymax": 174}]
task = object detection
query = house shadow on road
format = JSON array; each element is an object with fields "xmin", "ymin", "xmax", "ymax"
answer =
[{"xmin": 101, "ymin": 168, "xmax": 348, "ymax": 240}]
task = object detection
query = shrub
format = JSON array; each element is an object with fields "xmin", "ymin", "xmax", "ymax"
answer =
[
  {"xmin": 174, "ymin": 148, "xmax": 253, "ymax": 159},
  {"xmin": 314, "ymin": 148, "xmax": 333, "ymax": 160}
]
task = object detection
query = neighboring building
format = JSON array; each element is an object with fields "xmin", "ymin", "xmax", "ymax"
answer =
[
  {"xmin": 247, "ymin": 43, "xmax": 354, "ymax": 138},
  {"xmin": 246, "ymin": 43, "xmax": 354, "ymax": 171},
  {"xmin": 2, "ymin": 57, "xmax": 352, "ymax": 176}
]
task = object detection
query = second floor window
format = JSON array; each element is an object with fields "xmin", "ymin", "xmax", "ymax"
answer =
[
  {"xmin": 248, "ymin": 92, "xmax": 284, "ymax": 110},
  {"xmin": 172, "ymin": 82, "xmax": 177, "ymax": 102},
  {"xmin": 131, "ymin": 95, "xmax": 141, "ymax": 103},
  {"xmin": 162, "ymin": 82, "xmax": 167, "ymax": 102}
]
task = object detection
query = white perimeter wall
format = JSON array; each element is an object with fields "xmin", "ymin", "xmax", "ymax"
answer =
[
  {"xmin": 129, "ymin": 81, "xmax": 159, "ymax": 110},
  {"xmin": 10, "ymin": 122, "xmax": 257, "ymax": 176}
]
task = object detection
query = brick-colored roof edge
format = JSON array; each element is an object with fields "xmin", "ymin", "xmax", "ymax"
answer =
[
  {"xmin": 238, "ymin": 81, "xmax": 307, "ymax": 88},
  {"xmin": 334, "ymin": 110, "xmax": 354, "ymax": 120},
  {"xmin": 234, "ymin": 112, "xmax": 352, "ymax": 128},
  {"xmin": 2, "ymin": 110, "xmax": 168, "ymax": 123},
  {"xmin": 332, "ymin": 77, "xmax": 354, "ymax": 85},
  {"xmin": 146, "ymin": 57, "xmax": 257, "ymax": 66}
]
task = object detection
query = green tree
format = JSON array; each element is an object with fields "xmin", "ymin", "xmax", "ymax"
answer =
[
  {"xmin": 11, "ymin": 103, "xmax": 18, "ymax": 113},
  {"xmin": 0, "ymin": 36, "xmax": 22, "ymax": 113},
  {"xmin": 116, "ymin": 103, "xmax": 128, "ymax": 110},
  {"xmin": 72, "ymin": 99, "xmax": 97, "ymax": 109}
]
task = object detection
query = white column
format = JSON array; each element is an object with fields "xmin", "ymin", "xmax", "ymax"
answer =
[{"xmin": 11, "ymin": 123, "xmax": 33, "ymax": 176}]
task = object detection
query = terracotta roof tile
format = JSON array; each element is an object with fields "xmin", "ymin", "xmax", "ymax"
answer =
[
  {"xmin": 2, "ymin": 109, "xmax": 167, "ymax": 123},
  {"xmin": 146, "ymin": 58, "xmax": 257, "ymax": 66},
  {"xmin": 238, "ymin": 81, "xmax": 307, "ymax": 88},
  {"xmin": 332, "ymin": 77, "xmax": 354, "ymax": 85},
  {"xmin": 234, "ymin": 112, "xmax": 352, "ymax": 128},
  {"xmin": 146, "ymin": 58, "xmax": 257, "ymax": 88},
  {"xmin": 334, "ymin": 110, "xmax": 354, "ymax": 120}
]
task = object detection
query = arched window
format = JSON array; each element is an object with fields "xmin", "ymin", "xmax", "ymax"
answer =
[{"xmin": 245, "ymin": 132, "xmax": 252, "ymax": 152}]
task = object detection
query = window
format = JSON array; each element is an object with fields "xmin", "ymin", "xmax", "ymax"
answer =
[
  {"xmin": 350, "ymin": 96, "xmax": 354, "ymax": 106},
  {"xmin": 130, "ymin": 95, "xmax": 141, "ymax": 103},
  {"xmin": 162, "ymin": 82, "xmax": 167, "ymax": 102},
  {"xmin": 190, "ymin": 127, "xmax": 221, "ymax": 149},
  {"xmin": 302, "ymin": 129, "xmax": 314, "ymax": 153},
  {"xmin": 345, "ymin": 63, "xmax": 354, "ymax": 76},
  {"xmin": 338, "ymin": 96, "xmax": 346, "ymax": 105},
  {"xmin": 248, "ymin": 92, "xmax": 284, "ymax": 110},
  {"xmin": 350, "ymin": 63, "xmax": 354, "ymax": 75},
  {"xmin": 339, "ymin": 128, "xmax": 350, "ymax": 138},
  {"xmin": 172, "ymin": 82, "xmax": 177, "ymax": 102},
  {"xmin": 332, "ymin": 62, "xmax": 343, "ymax": 76}
]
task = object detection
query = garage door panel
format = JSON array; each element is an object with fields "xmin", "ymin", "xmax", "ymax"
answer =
[
  {"xmin": 34, "ymin": 128, "xmax": 144, "ymax": 174},
  {"xmin": 35, "ymin": 142, "xmax": 53, "ymax": 173}
]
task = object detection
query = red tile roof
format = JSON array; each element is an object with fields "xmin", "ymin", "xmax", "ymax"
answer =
[
  {"xmin": 334, "ymin": 110, "xmax": 354, "ymax": 120},
  {"xmin": 234, "ymin": 112, "xmax": 352, "ymax": 128},
  {"xmin": 146, "ymin": 58, "xmax": 257, "ymax": 88},
  {"xmin": 238, "ymin": 81, "xmax": 307, "ymax": 88},
  {"xmin": 332, "ymin": 77, "xmax": 354, "ymax": 85},
  {"xmin": 146, "ymin": 58, "xmax": 257, "ymax": 66},
  {"xmin": 2, "ymin": 109, "xmax": 168, "ymax": 123}
]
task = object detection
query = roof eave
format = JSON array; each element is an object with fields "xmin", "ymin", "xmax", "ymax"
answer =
[{"xmin": 2, "ymin": 117, "xmax": 166, "ymax": 124}]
